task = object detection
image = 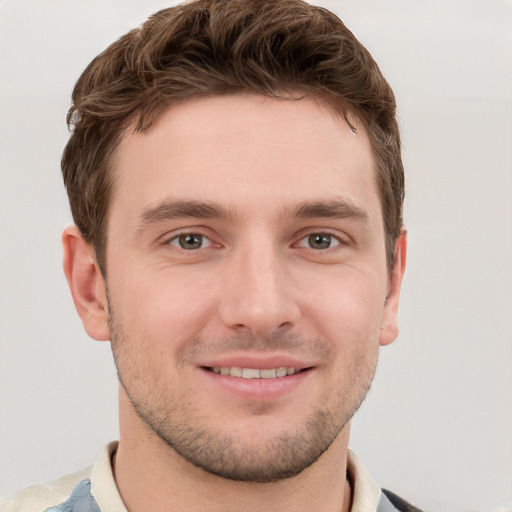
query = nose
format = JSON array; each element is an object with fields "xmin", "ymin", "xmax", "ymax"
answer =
[{"xmin": 218, "ymin": 243, "xmax": 300, "ymax": 338}]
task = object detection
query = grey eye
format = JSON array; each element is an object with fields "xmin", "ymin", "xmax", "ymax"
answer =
[
  {"xmin": 308, "ymin": 233, "xmax": 332, "ymax": 249},
  {"xmin": 170, "ymin": 234, "xmax": 208, "ymax": 250}
]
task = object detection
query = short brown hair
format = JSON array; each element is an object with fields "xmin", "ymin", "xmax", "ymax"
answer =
[{"xmin": 62, "ymin": 0, "xmax": 404, "ymax": 274}]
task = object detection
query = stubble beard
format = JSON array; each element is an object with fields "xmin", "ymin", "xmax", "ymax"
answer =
[{"xmin": 108, "ymin": 310, "xmax": 378, "ymax": 483}]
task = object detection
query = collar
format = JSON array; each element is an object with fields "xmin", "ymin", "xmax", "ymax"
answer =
[{"xmin": 90, "ymin": 442, "xmax": 385, "ymax": 512}]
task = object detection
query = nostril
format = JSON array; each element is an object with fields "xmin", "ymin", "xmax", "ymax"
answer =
[{"xmin": 217, "ymin": 286, "xmax": 300, "ymax": 338}]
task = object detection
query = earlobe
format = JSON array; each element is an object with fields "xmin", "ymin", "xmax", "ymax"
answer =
[
  {"xmin": 62, "ymin": 226, "xmax": 110, "ymax": 341},
  {"xmin": 379, "ymin": 230, "xmax": 407, "ymax": 346}
]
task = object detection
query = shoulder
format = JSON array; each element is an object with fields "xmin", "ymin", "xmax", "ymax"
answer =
[
  {"xmin": 347, "ymin": 450, "xmax": 423, "ymax": 512},
  {"xmin": 0, "ymin": 467, "xmax": 92, "ymax": 512},
  {"xmin": 380, "ymin": 489, "xmax": 424, "ymax": 512}
]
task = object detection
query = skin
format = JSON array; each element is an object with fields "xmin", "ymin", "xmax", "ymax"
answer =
[{"xmin": 63, "ymin": 94, "xmax": 406, "ymax": 512}]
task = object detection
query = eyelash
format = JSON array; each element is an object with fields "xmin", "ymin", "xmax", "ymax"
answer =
[
  {"xmin": 163, "ymin": 230, "xmax": 346, "ymax": 251},
  {"xmin": 296, "ymin": 232, "xmax": 343, "ymax": 250},
  {"xmin": 166, "ymin": 233, "xmax": 215, "ymax": 250}
]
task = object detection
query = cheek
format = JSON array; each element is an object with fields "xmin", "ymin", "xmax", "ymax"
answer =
[
  {"xmin": 300, "ymin": 268, "xmax": 387, "ymax": 347},
  {"xmin": 108, "ymin": 266, "xmax": 219, "ymax": 346}
]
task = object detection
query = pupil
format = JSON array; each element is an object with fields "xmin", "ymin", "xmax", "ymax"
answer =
[
  {"xmin": 309, "ymin": 233, "xmax": 331, "ymax": 249},
  {"xmin": 179, "ymin": 234, "xmax": 202, "ymax": 249}
]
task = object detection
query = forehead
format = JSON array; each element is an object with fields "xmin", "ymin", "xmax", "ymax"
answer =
[{"xmin": 111, "ymin": 94, "xmax": 378, "ymax": 221}]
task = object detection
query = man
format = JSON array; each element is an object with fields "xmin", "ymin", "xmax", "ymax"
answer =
[{"xmin": 1, "ymin": 0, "xmax": 418, "ymax": 511}]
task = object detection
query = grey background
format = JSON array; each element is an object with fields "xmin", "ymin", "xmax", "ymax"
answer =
[{"xmin": 1, "ymin": 1, "xmax": 511, "ymax": 511}]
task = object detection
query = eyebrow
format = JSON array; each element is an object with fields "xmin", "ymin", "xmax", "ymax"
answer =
[
  {"xmin": 286, "ymin": 200, "xmax": 368, "ymax": 222},
  {"xmin": 137, "ymin": 198, "xmax": 368, "ymax": 229},
  {"xmin": 137, "ymin": 199, "xmax": 235, "ymax": 228}
]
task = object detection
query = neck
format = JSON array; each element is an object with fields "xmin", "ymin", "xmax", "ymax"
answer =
[{"xmin": 114, "ymin": 393, "xmax": 353, "ymax": 512}]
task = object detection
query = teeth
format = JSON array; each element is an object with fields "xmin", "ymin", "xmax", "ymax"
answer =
[
  {"xmin": 211, "ymin": 366, "xmax": 297, "ymax": 378},
  {"xmin": 242, "ymin": 368, "xmax": 261, "ymax": 379},
  {"xmin": 230, "ymin": 367, "xmax": 242, "ymax": 377},
  {"xmin": 276, "ymin": 367, "xmax": 287, "ymax": 377}
]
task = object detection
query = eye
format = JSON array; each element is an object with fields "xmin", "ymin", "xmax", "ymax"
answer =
[
  {"xmin": 168, "ymin": 233, "xmax": 213, "ymax": 250},
  {"xmin": 298, "ymin": 233, "xmax": 341, "ymax": 250}
]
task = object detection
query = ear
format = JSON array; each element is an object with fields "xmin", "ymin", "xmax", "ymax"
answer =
[
  {"xmin": 62, "ymin": 226, "xmax": 110, "ymax": 341},
  {"xmin": 379, "ymin": 230, "xmax": 407, "ymax": 346}
]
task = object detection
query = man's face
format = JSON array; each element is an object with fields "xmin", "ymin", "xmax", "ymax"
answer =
[{"xmin": 102, "ymin": 94, "xmax": 403, "ymax": 481}]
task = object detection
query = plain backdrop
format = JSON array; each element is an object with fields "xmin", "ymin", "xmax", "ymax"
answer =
[{"xmin": 0, "ymin": 1, "xmax": 511, "ymax": 511}]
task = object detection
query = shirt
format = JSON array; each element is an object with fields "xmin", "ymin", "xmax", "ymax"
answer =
[{"xmin": 0, "ymin": 442, "xmax": 409, "ymax": 512}]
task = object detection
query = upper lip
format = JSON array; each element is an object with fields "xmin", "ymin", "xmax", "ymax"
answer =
[{"xmin": 199, "ymin": 354, "xmax": 315, "ymax": 371}]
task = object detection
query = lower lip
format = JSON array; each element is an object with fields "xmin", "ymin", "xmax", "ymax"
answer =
[{"xmin": 198, "ymin": 367, "xmax": 313, "ymax": 401}]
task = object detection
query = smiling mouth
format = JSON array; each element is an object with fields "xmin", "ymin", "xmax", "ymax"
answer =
[{"xmin": 205, "ymin": 366, "xmax": 308, "ymax": 379}]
